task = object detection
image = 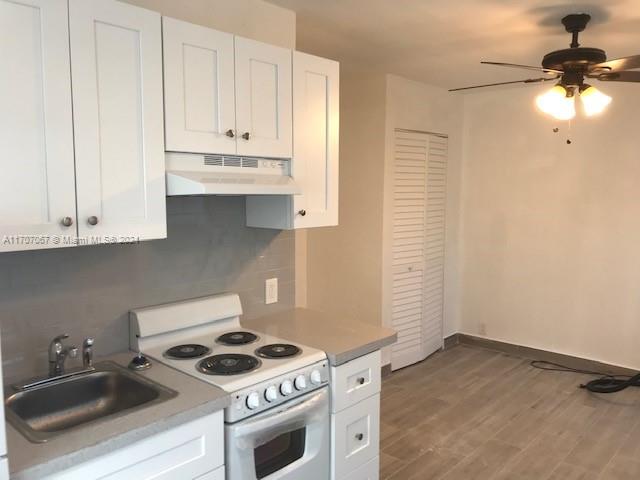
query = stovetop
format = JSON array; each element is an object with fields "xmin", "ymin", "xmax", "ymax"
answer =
[{"xmin": 141, "ymin": 328, "xmax": 327, "ymax": 392}]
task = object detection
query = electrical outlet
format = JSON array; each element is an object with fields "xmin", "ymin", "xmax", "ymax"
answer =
[{"xmin": 265, "ymin": 278, "xmax": 278, "ymax": 304}]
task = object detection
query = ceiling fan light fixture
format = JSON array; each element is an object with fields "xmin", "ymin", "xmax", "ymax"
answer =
[
  {"xmin": 535, "ymin": 85, "xmax": 576, "ymax": 121},
  {"xmin": 580, "ymin": 85, "xmax": 612, "ymax": 116}
]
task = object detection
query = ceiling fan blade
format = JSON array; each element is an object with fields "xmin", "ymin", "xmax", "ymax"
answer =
[
  {"xmin": 449, "ymin": 76, "xmax": 559, "ymax": 92},
  {"xmin": 592, "ymin": 55, "xmax": 640, "ymax": 72},
  {"xmin": 594, "ymin": 71, "xmax": 640, "ymax": 83},
  {"xmin": 481, "ymin": 61, "xmax": 563, "ymax": 75}
]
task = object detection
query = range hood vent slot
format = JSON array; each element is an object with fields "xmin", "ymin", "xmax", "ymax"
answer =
[{"xmin": 203, "ymin": 155, "xmax": 259, "ymax": 169}]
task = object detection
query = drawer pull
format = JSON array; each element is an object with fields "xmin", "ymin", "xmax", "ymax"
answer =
[
  {"xmin": 355, "ymin": 433, "xmax": 364, "ymax": 441},
  {"xmin": 357, "ymin": 377, "xmax": 366, "ymax": 385}
]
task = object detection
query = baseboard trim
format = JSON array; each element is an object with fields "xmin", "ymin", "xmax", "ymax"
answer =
[
  {"xmin": 444, "ymin": 333, "xmax": 460, "ymax": 349},
  {"xmin": 451, "ymin": 333, "xmax": 637, "ymax": 377}
]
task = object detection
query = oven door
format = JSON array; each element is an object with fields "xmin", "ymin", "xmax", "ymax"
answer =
[{"xmin": 225, "ymin": 386, "xmax": 329, "ymax": 480}]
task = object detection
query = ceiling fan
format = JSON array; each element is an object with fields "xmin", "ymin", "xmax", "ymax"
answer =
[{"xmin": 450, "ymin": 13, "xmax": 640, "ymax": 120}]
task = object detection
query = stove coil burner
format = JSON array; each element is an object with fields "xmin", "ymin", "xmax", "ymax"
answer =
[
  {"xmin": 256, "ymin": 344, "xmax": 302, "ymax": 359},
  {"xmin": 216, "ymin": 331, "xmax": 258, "ymax": 346},
  {"xmin": 197, "ymin": 354, "xmax": 261, "ymax": 375},
  {"xmin": 164, "ymin": 344, "xmax": 211, "ymax": 359}
]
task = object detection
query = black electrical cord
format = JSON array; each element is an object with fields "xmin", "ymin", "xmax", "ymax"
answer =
[{"xmin": 530, "ymin": 360, "xmax": 640, "ymax": 393}]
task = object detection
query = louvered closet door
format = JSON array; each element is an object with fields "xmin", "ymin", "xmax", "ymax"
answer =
[{"xmin": 391, "ymin": 131, "xmax": 448, "ymax": 371}]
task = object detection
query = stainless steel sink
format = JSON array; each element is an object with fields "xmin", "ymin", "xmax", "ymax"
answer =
[{"xmin": 5, "ymin": 361, "xmax": 177, "ymax": 443}]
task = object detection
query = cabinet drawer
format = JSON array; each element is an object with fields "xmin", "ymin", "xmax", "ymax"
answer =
[
  {"xmin": 341, "ymin": 456, "xmax": 379, "ymax": 480},
  {"xmin": 331, "ymin": 351, "xmax": 381, "ymax": 413},
  {"xmin": 195, "ymin": 465, "xmax": 225, "ymax": 480},
  {"xmin": 331, "ymin": 393, "xmax": 380, "ymax": 480},
  {"xmin": 46, "ymin": 411, "xmax": 224, "ymax": 479}
]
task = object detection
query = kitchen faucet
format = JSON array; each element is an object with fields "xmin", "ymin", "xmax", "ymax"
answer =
[
  {"xmin": 48, "ymin": 335, "xmax": 95, "ymax": 377},
  {"xmin": 48, "ymin": 334, "xmax": 78, "ymax": 377}
]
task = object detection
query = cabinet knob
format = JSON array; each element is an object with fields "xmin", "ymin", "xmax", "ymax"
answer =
[
  {"xmin": 61, "ymin": 217, "xmax": 74, "ymax": 227},
  {"xmin": 357, "ymin": 377, "xmax": 366, "ymax": 385},
  {"xmin": 355, "ymin": 433, "xmax": 364, "ymax": 441},
  {"xmin": 241, "ymin": 132, "xmax": 250, "ymax": 140},
  {"xmin": 298, "ymin": 209, "xmax": 307, "ymax": 217},
  {"xmin": 225, "ymin": 129, "xmax": 235, "ymax": 138},
  {"xmin": 87, "ymin": 216, "xmax": 99, "ymax": 226}
]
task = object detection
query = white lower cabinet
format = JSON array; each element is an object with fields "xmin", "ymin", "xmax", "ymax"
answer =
[
  {"xmin": 330, "ymin": 352, "xmax": 382, "ymax": 480},
  {"xmin": 44, "ymin": 411, "xmax": 224, "ymax": 480},
  {"xmin": 194, "ymin": 465, "xmax": 225, "ymax": 480},
  {"xmin": 0, "ymin": 458, "xmax": 7, "ymax": 480},
  {"xmin": 332, "ymin": 394, "xmax": 380, "ymax": 479},
  {"xmin": 342, "ymin": 456, "xmax": 379, "ymax": 480},
  {"xmin": 330, "ymin": 351, "xmax": 381, "ymax": 413}
]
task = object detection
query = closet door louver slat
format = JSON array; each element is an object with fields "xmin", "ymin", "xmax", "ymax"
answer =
[{"xmin": 390, "ymin": 131, "xmax": 448, "ymax": 371}]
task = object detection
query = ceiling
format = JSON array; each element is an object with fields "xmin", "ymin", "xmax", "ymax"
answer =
[{"xmin": 265, "ymin": 0, "xmax": 640, "ymax": 90}]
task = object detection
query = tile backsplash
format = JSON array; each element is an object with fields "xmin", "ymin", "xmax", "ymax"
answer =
[{"xmin": 0, "ymin": 196, "xmax": 295, "ymax": 383}]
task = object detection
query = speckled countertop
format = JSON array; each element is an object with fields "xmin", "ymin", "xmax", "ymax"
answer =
[
  {"xmin": 7, "ymin": 351, "xmax": 229, "ymax": 480},
  {"xmin": 244, "ymin": 308, "xmax": 397, "ymax": 366}
]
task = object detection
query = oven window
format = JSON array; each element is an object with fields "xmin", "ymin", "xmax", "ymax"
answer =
[{"xmin": 254, "ymin": 427, "xmax": 306, "ymax": 479}]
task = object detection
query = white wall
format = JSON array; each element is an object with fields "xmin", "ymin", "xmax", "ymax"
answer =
[
  {"xmin": 305, "ymin": 67, "xmax": 388, "ymax": 326},
  {"xmin": 461, "ymin": 82, "xmax": 640, "ymax": 369},
  {"xmin": 121, "ymin": 0, "xmax": 295, "ymax": 48},
  {"xmin": 383, "ymin": 75, "xmax": 465, "ymax": 342}
]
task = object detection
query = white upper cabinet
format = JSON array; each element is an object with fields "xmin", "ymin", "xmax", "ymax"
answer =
[
  {"xmin": 161, "ymin": 20, "xmax": 292, "ymax": 160},
  {"xmin": 234, "ymin": 37, "xmax": 293, "ymax": 159},
  {"xmin": 163, "ymin": 17, "xmax": 236, "ymax": 155},
  {"xmin": 69, "ymin": 0, "xmax": 166, "ymax": 242},
  {"xmin": 291, "ymin": 52, "xmax": 339, "ymax": 228},
  {"xmin": 0, "ymin": 0, "xmax": 77, "ymax": 252},
  {"xmin": 246, "ymin": 52, "xmax": 339, "ymax": 229}
]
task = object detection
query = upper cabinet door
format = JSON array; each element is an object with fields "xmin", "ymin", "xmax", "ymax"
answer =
[
  {"xmin": 163, "ymin": 17, "xmax": 236, "ymax": 155},
  {"xmin": 69, "ymin": 0, "xmax": 166, "ymax": 242},
  {"xmin": 0, "ymin": 0, "xmax": 77, "ymax": 252},
  {"xmin": 235, "ymin": 37, "xmax": 292, "ymax": 159},
  {"xmin": 292, "ymin": 52, "xmax": 340, "ymax": 228}
]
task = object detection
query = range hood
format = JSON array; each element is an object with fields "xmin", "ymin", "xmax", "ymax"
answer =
[{"xmin": 165, "ymin": 152, "xmax": 301, "ymax": 196}]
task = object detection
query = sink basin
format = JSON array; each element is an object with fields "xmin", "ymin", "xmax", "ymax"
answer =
[{"xmin": 5, "ymin": 361, "xmax": 178, "ymax": 443}]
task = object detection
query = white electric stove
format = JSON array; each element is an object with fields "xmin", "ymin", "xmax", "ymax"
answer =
[{"xmin": 130, "ymin": 293, "xmax": 331, "ymax": 480}]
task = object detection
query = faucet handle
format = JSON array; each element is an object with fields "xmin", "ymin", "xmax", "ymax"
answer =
[
  {"xmin": 66, "ymin": 347, "xmax": 79, "ymax": 358},
  {"xmin": 82, "ymin": 337, "xmax": 95, "ymax": 369}
]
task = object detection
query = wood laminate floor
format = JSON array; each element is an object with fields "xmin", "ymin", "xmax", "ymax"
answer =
[{"xmin": 380, "ymin": 344, "xmax": 640, "ymax": 480}]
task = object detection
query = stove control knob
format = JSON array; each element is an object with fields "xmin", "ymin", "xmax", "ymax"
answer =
[
  {"xmin": 246, "ymin": 391, "xmax": 260, "ymax": 410},
  {"xmin": 265, "ymin": 385, "xmax": 278, "ymax": 402},
  {"xmin": 280, "ymin": 379, "xmax": 293, "ymax": 396},
  {"xmin": 310, "ymin": 369, "xmax": 322, "ymax": 385},
  {"xmin": 294, "ymin": 375, "xmax": 307, "ymax": 390}
]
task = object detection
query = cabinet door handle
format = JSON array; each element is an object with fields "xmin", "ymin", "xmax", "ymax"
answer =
[
  {"xmin": 87, "ymin": 216, "xmax": 99, "ymax": 226},
  {"xmin": 355, "ymin": 433, "xmax": 364, "ymax": 441},
  {"xmin": 61, "ymin": 217, "xmax": 74, "ymax": 227},
  {"xmin": 225, "ymin": 129, "xmax": 235, "ymax": 138},
  {"xmin": 298, "ymin": 209, "xmax": 306, "ymax": 217},
  {"xmin": 241, "ymin": 132, "xmax": 250, "ymax": 140},
  {"xmin": 357, "ymin": 377, "xmax": 366, "ymax": 385}
]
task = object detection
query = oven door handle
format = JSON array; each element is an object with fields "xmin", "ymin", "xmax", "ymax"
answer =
[{"xmin": 233, "ymin": 387, "xmax": 328, "ymax": 438}]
